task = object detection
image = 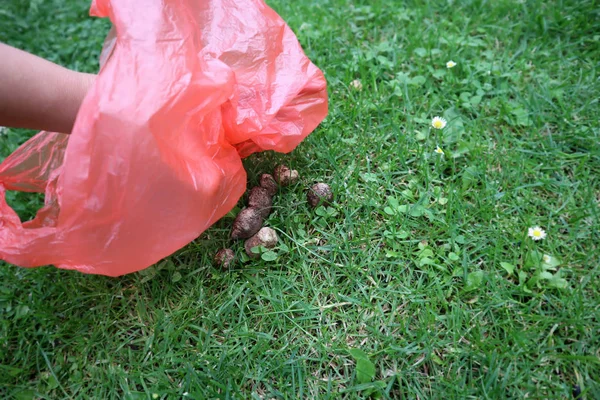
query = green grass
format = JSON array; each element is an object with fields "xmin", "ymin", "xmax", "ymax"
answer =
[{"xmin": 1, "ymin": 0, "xmax": 599, "ymax": 398}]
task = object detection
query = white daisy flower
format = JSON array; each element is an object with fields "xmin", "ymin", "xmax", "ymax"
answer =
[
  {"xmin": 542, "ymin": 254, "xmax": 552, "ymax": 263},
  {"xmin": 528, "ymin": 226, "xmax": 547, "ymax": 241},
  {"xmin": 446, "ymin": 60, "xmax": 457, "ymax": 68},
  {"xmin": 434, "ymin": 146, "xmax": 444, "ymax": 155},
  {"xmin": 431, "ymin": 116, "xmax": 447, "ymax": 130}
]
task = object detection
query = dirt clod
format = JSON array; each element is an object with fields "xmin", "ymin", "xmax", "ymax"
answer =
[
  {"xmin": 259, "ymin": 174, "xmax": 278, "ymax": 197},
  {"xmin": 307, "ymin": 182, "xmax": 333, "ymax": 208},
  {"xmin": 248, "ymin": 186, "xmax": 273, "ymax": 218},
  {"xmin": 244, "ymin": 227, "xmax": 279, "ymax": 258},
  {"xmin": 274, "ymin": 164, "xmax": 299, "ymax": 186},
  {"xmin": 214, "ymin": 248, "xmax": 235, "ymax": 269},
  {"xmin": 231, "ymin": 207, "xmax": 264, "ymax": 239}
]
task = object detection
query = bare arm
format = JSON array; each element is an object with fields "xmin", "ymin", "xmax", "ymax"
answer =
[{"xmin": 0, "ymin": 42, "xmax": 95, "ymax": 134}]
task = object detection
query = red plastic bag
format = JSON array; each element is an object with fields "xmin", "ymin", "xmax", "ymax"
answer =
[{"xmin": 0, "ymin": 0, "xmax": 327, "ymax": 276}]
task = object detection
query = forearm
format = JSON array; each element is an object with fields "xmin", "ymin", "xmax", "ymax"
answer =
[{"xmin": 0, "ymin": 42, "xmax": 95, "ymax": 134}]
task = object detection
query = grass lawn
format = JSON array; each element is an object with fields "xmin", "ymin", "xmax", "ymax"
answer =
[{"xmin": 1, "ymin": 0, "xmax": 599, "ymax": 398}]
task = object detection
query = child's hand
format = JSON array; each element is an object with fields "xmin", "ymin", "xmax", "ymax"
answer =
[{"xmin": 0, "ymin": 42, "xmax": 96, "ymax": 134}]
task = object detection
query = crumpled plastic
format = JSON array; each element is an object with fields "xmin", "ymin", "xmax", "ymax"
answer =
[{"xmin": 0, "ymin": 0, "xmax": 328, "ymax": 276}]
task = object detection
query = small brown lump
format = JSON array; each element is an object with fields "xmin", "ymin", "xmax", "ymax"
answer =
[
  {"xmin": 244, "ymin": 227, "xmax": 279, "ymax": 258},
  {"xmin": 307, "ymin": 182, "xmax": 333, "ymax": 208},
  {"xmin": 248, "ymin": 186, "xmax": 273, "ymax": 219},
  {"xmin": 214, "ymin": 248, "xmax": 235, "ymax": 269},
  {"xmin": 231, "ymin": 207, "xmax": 264, "ymax": 239},
  {"xmin": 259, "ymin": 173, "xmax": 278, "ymax": 197},
  {"xmin": 273, "ymin": 164, "xmax": 299, "ymax": 186}
]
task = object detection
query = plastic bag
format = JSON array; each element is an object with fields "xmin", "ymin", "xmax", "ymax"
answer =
[{"xmin": 0, "ymin": 0, "xmax": 327, "ymax": 276}]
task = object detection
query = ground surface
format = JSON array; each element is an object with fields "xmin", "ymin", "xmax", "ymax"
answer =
[{"xmin": 1, "ymin": 0, "xmax": 599, "ymax": 398}]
